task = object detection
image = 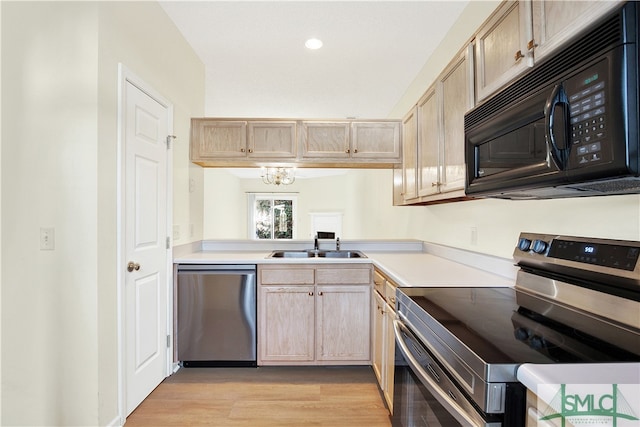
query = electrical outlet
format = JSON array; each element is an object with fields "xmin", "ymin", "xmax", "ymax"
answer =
[{"xmin": 40, "ymin": 227, "xmax": 55, "ymax": 250}]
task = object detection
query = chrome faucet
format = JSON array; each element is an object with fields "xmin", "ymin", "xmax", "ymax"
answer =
[
  {"xmin": 314, "ymin": 234, "xmax": 319, "ymax": 251},
  {"xmin": 336, "ymin": 237, "xmax": 340, "ymax": 251}
]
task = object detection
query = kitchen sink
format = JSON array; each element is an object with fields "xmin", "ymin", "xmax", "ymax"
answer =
[
  {"xmin": 268, "ymin": 250, "xmax": 366, "ymax": 258},
  {"xmin": 317, "ymin": 250, "xmax": 365, "ymax": 258},
  {"xmin": 268, "ymin": 250, "xmax": 316, "ymax": 258}
]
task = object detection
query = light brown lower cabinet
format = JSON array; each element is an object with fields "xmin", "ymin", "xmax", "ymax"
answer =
[
  {"xmin": 372, "ymin": 269, "xmax": 397, "ymax": 414},
  {"xmin": 258, "ymin": 264, "xmax": 372, "ymax": 366}
]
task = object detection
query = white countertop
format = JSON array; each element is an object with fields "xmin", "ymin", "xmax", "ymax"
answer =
[
  {"xmin": 173, "ymin": 242, "xmax": 516, "ymax": 288},
  {"xmin": 518, "ymin": 363, "xmax": 640, "ymax": 411}
]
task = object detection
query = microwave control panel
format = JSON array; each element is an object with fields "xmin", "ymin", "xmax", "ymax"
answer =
[{"xmin": 566, "ymin": 59, "xmax": 612, "ymax": 167}]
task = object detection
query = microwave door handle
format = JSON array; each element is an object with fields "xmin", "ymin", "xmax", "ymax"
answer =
[{"xmin": 544, "ymin": 84, "xmax": 570, "ymax": 170}]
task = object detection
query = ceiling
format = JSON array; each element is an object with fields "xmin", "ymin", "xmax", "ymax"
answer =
[{"xmin": 159, "ymin": 1, "xmax": 470, "ymax": 119}]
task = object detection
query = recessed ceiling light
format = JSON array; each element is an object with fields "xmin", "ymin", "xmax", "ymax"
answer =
[{"xmin": 305, "ymin": 38, "xmax": 323, "ymax": 50}]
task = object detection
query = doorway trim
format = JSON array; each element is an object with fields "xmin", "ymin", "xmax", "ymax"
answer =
[{"xmin": 116, "ymin": 63, "xmax": 174, "ymax": 425}]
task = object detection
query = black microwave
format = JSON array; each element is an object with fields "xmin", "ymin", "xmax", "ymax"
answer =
[{"xmin": 465, "ymin": 2, "xmax": 639, "ymax": 199}]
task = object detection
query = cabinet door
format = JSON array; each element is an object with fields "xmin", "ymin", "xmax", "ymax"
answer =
[
  {"xmin": 372, "ymin": 291, "xmax": 385, "ymax": 385},
  {"xmin": 300, "ymin": 122, "xmax": 350, "ymax": 158},
  {"xmin": 190, "ymin": 119, "xmax": 247, "ymax": 159},
  {"xmin": 440, "ymin": 46, "xmax": 473, "ymax": 194},
  {"xmin": 383, "ymin": 300, "xmax": 395, "ymax": 413},
  {"xmin": 475, "ymin": 1, "xmax": 533, "ymax": 101},
  {"xmin": 401, "ymin": 108, "xmax": 418, "ymax": 202},
  {"xmin": 316, "ymin": 285, "xmax": 371, "ymax": 362},
  {"xmin": 417, "ymin": 88, "xmax": 439, "ymax": 197},
  {"xmin": 258, "ymin": 286, "xmax": 315, "ymax": 363},
  {"xmin": 351, "ymin": 122, "xmax": 401, "ymax": 160},
  {"xmin": 531, "ymin": 0, "xmax": 622, "ymax": 62},
  {"xmin": 248, "ymin": 121, "xmax": 297, "ymax": 158}
]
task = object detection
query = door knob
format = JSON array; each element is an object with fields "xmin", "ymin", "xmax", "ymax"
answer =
[{"xmin": 127, "ymin": 261, "xmax": 141, "ymax": 272}]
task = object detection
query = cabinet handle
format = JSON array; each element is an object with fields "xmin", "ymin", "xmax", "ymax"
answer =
[
  {"xmin": 514, "ymin": 50, "xmax": 524, "ymax": 62},
  {"xmin": 318, "ymin": 291, "xmax": 324, "ymax": 296},
  {"xmin": 240, "ymin": 148, "xmax": 246, "ymax": 153},
  {"xmin": 308, "ymin": 291, "xmax": 314, "ymax": 296},
  {"xmin": 432, "ymin": 182, "xmax": 441, "ymax": 187},
  {"xmin": 527, "ymin": 39, "xmax": 537, "ymax": 51},
  {"xmin": 248, "ymin": 148, "xmax": 253, "ymax": 153},
  {"xmin": 345, "ymin": 149, "xmax": 350, "ymax": 154},
  {"xmin": 353, "ymin": 149, "xmax": 358, "ymax": 153}
]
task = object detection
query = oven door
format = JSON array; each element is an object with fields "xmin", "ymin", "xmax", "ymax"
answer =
[{"xmin": 392, "ymin": 319, "xmax": 502, "ymax": 427}]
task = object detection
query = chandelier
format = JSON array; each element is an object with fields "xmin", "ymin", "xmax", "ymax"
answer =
[{"xmin": 261, "ymin": 167, "xmax": 296, "ymax": 186}]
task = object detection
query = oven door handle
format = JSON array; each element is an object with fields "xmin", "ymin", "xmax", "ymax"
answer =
[{"xmin": 394, "ymin": 318, "xmax": 487, "ymax": 427}]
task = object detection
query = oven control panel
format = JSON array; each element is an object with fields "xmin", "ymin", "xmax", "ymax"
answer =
[{"xmin": 514, "ymin": 233, "xmax": 640, "ymax": 277}]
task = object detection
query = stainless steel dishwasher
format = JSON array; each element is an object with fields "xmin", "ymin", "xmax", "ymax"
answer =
[{"xmin": 177, "ymin": 264, "xmax": 257, "ymax": 367}]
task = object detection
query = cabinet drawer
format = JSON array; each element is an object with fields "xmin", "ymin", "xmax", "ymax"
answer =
[
  {"xmin": 316, "ymin": 267, "xmax": 371, "ymax": 285},
  {"xmin": 384, "ymin": 281, "xmax": 397, "ymax": 309},
  {"xmin": 260, "ymin": 269, "xmax": 315, "ymax": 285},
  {"xmin": 373, "ymin": 271, "xmax": 386, "ymax": 295}
]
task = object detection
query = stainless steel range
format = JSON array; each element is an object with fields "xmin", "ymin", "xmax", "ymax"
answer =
[{"xmin": 392, "ymin": 232, "xmax": 640, "ymax": 427}]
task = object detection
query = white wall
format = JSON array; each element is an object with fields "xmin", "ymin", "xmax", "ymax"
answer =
[
  {"xmin": 1, "ymin": 2, "xmax": 204, "ymax": 426},
  {"xmin": 203, "ymin": 169, "xmax": 411, "ymax": 240},
  {"xmin": 2, "ymin": 3, "xmax": 100, "ymax": 425}
]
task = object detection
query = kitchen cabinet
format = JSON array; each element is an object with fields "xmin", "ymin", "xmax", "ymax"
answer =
[
  {"xmin": 416, "ymin": 87, "xmax": 438, "ymax": 197},
  {"xmin": 190, "ymin": 119, "xmax": 296, "ymax": 162},
  {"xmin": 400, "ymin": 108, "xmax": 418, "ymax": 203},
  {"xmin": 300, "ymin": 121, "xmax": 350, "ymax": 159},
  {"xmin": 397, "ymin": 45, "xmax": 474, "ymax": 205},
  {"xmin": 190, "ymin": 119, "xmax": 248, "ymax": 160},
  {"xmin": 258, "ymin": 264, "xmax": 372, "ymax": 365},
  {"xmin": 192, "ymin": 118, "xmax": 401, "ymax": 167},
  {"xmin": 476, "ymin": 0, "xmax": 622, "ymax": 102},
  {"xmin": 475, "ymin": 1, "xmax": 533, "ymax": 102},
  {"xmin": 371, "ymin": 268, "xmax": 397, "ymax": 413},
  {"xmin": 530, "ymin": 0, "xmax": 622, "ymax": 63},
  {"xmin": 300, "ymin": 120, "xmax": 401, "ymax": 164},
  {"xmin": 371, "ymin": 273, "xmax": 386, "ymax": 384}
]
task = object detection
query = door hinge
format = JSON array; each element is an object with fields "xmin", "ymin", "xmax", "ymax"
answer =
[
  {"xmin": 166, "ymin": 135, "xmax": 176, "ymax": 149},
  {"xmin": 167, "ymin": 335, "xmax": 171, "ymax": 348},
  {"xmin": 166, "ymin": 236, "xmax": 170, "ymax": 249}
]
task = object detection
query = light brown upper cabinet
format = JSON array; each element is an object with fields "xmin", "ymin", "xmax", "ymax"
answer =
[
  {"xmin": 300, "ymin": 120, "xmax": 401, "ymax": 162},
  {"xmin": 439, "ymin": 47, "xmax": 474, "ymax": 194},
  {"xmin": 299, "ymin": 121, "xmax": 351, "ymax": 159},
  {"xmin": 530, "ymin": 0, "xmax": 623, "ymax": 62},
  {"xmin": 191, "ymin": 118, "xmax": 401, "ymax": 167},
  {"xmin": 476, "ymin": 0, "xmax": 623, "ymax": 102},
  {"xmin": 351, "ymin": 122, "xmax": 401, "ymax": 160},
  {"xmin": 248, "ymin": 121, "xmax": 297, "ymax": 158},
  {"xmin": 475, "ymin": 1, "xmax": 533, "ymax": 102},
  {"xmin": 190, "ymin": 120, "xmax": 248, "ymax": 159},
  {"xmin": 400, "ymin": 108, "xmax": 418, "ymax": 203},
  {"xmin": 417, "ymin": 88, "xmax": 438, "ymax": 198},
  {"xmin": 397, "ymin": 45, "xmax": 474, "ymax": 205},
  {"xmin": 190, "ymin": 119, "xmax": 296, "ymax": 161}
]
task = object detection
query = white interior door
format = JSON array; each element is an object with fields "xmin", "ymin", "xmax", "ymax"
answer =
[{"xmin": 124, "ymin": 79, "xmax": 170, "ymax": 415}]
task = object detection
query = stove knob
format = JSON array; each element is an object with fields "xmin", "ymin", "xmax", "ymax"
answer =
[
  {"xmin": 514, "ymin": 327, "xmax": 530, "ymax": 341},
  {"xmin": 531, "ymin": 239, "xmax": 548, "ymax": 254},
  {"xmin": 529, "ymin": 335, "xmax": 545, "ymax": 349},
  {"xmin": 517, "ymin": 238, "xmax": 532, "ymax": 252}
]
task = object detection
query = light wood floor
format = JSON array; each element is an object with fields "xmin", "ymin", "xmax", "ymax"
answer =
[{"xmin": 125, "ymin": 366, "xmax": 392, "ymax": 427}]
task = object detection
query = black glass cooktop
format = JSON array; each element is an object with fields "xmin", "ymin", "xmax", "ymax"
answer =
[{"xmin": 398, "ymin": 287, "xmax": 640, "ymax": 365}]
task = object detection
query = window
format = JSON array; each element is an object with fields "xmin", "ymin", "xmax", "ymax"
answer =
[{"xmin": 248, "ymin": 193, "xmax": 297, "ymax": 240}]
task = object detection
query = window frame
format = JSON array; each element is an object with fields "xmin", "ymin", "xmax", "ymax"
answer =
[{"xmin": 247, "ymin": 193, "xmax": 298, "ymax": 240}]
